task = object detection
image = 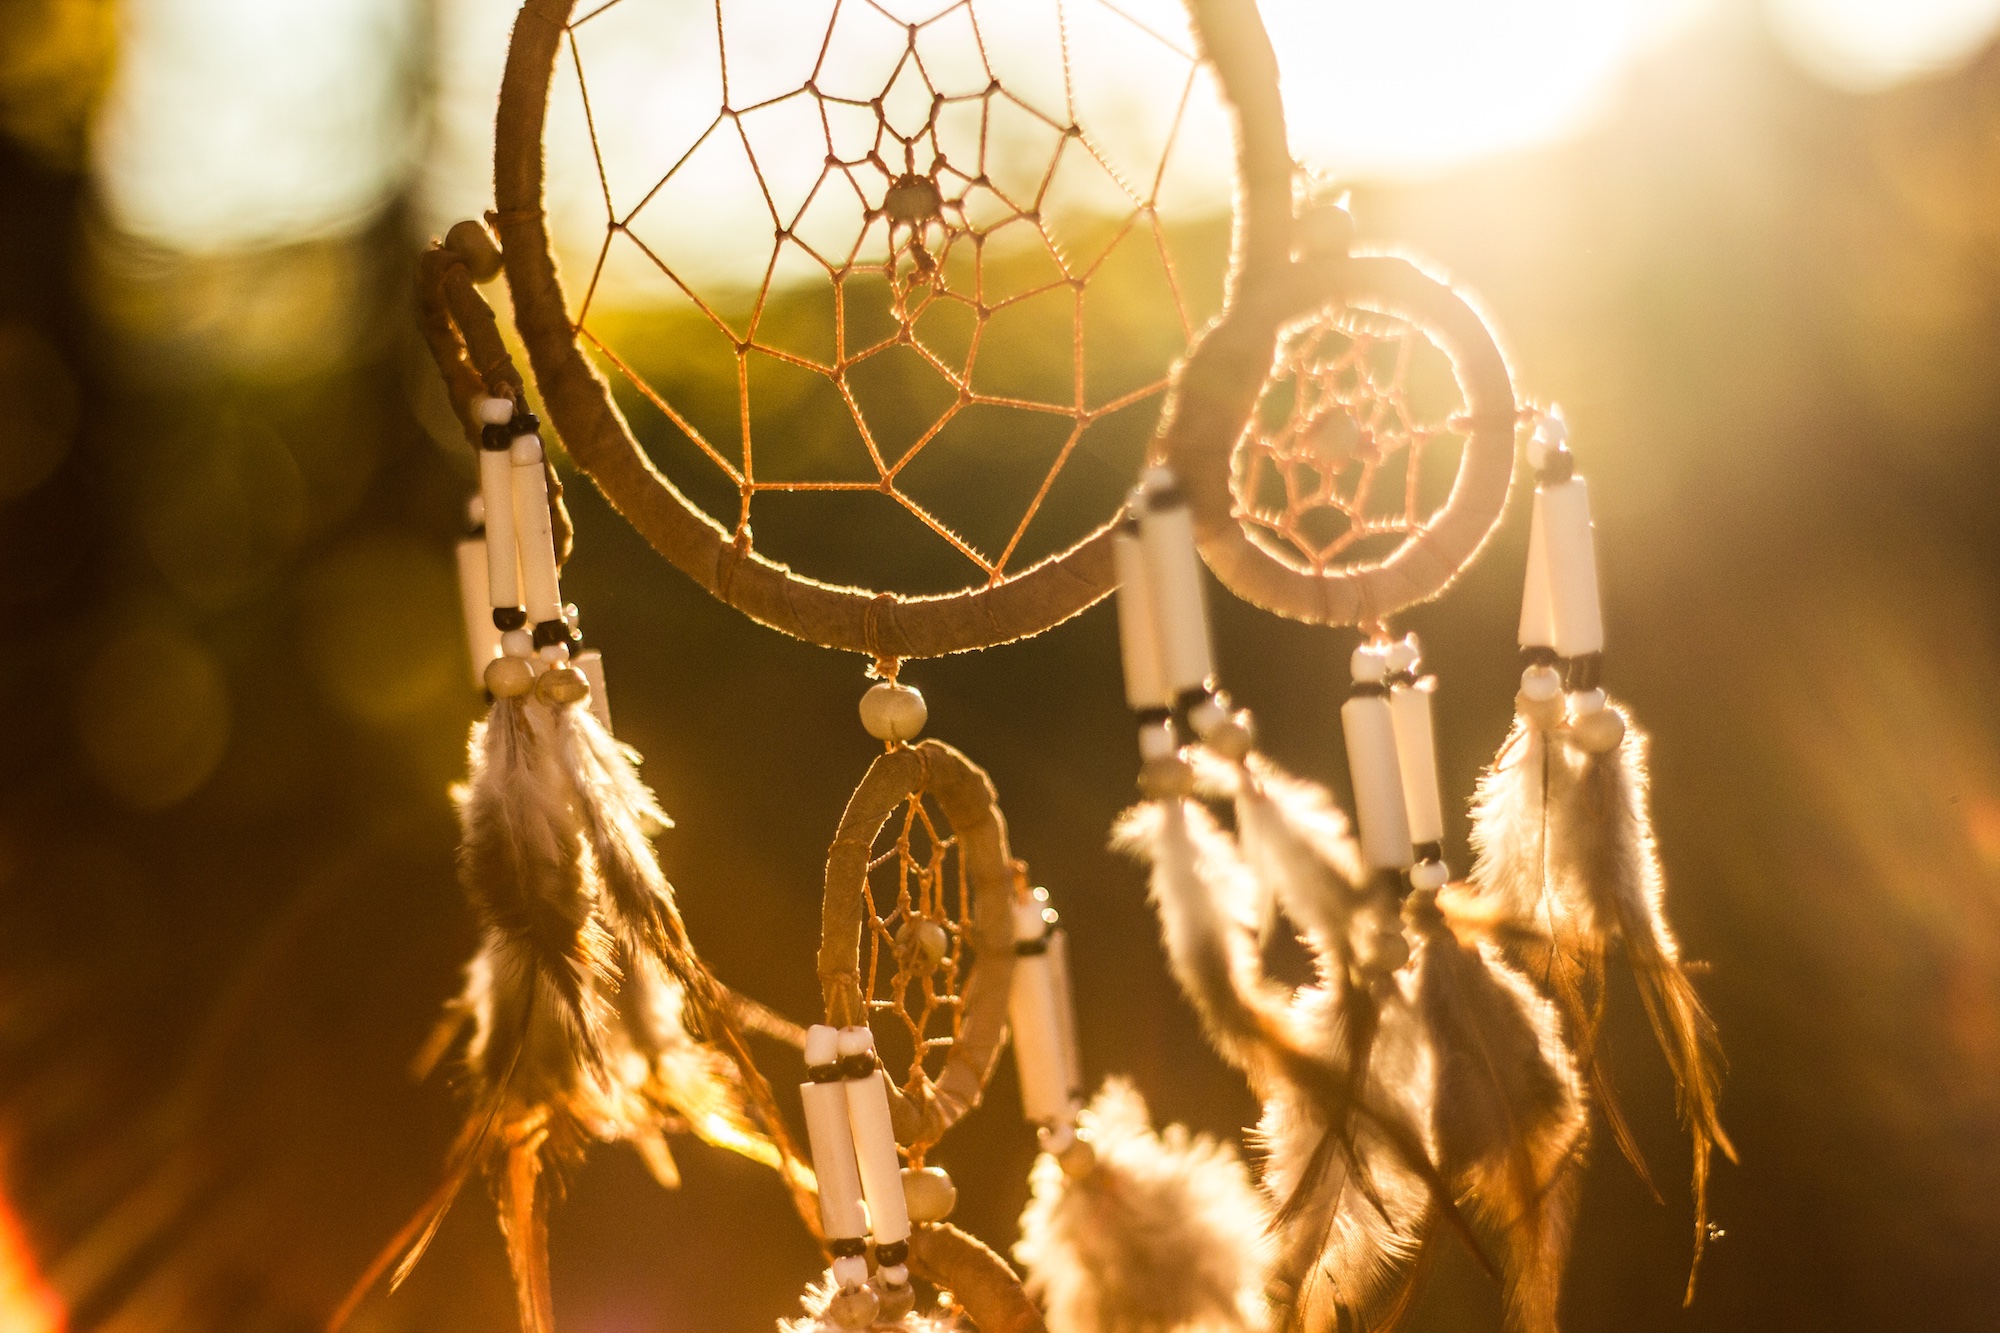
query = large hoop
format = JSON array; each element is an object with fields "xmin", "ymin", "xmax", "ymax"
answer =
[
  {"xmin": 488, "ymin": 0, "xmax": 1515, "ymax": 649},
  {"xmin": 818, "ymin": 739, "xmax": 1015, "ymax": 1153}
]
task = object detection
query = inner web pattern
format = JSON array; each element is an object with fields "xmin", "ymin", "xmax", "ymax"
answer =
[
  {"xmin": 557, "ymin": 0, "xmax": 1222, "ymax": 589},
  {"xmin": 1236, "ymin": 309, "xmax": 1473, "ymax": 574}
]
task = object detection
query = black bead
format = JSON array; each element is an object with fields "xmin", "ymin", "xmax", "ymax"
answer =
[
  {"xmin": 1146, "ymin": 477, "xmax": 1187, "ymax": 510},
  {"xmin": 1348, "ymin": 680, "xmax": 1389, "ymax": 699},
  {"xmin": 1521, "ymin": 645, "xmax": 1560, "ymax": 670},
  {"xmin": 805, "ymin": 1061, "xmax": 842, "ymax": 1084},
  {"xmin": 1413, "ymin": 840, "xmax": 1444, "ymax": 865},
  {"xmin": 837, "ymin": 1052, "xmax": 878, "ymax": 1080},
  {"xmin": 829, "ymin": 1237, "xmax": 868, "ymax": 1259},
  {"xmin": 531, "ymin": 618, "xmax": 569, "ymax": 648},
  {"xmin": 492, "ymin": 607, "xmax": 527, "ymax": 631},
  {"xmin": 480, "ymin": 423, "xmax": 511, "ymax": 452},
  {"xmin": 508, "ymin": 410, "xmax": 541, "ymax": 438},
  {"xmin": 1537, "ymin": 447, "xmax": 1575, "ymax": 483},
  {"xmin": 874, "ymin": 1241, "xmax": 909, "ymax": 1267},
  {"xmin": 1565, "ymin": 651, "xmax": 1604, "ymax": 693}
]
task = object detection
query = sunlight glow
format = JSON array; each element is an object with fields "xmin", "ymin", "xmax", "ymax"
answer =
[{"xmin": 1767, "ymin": 0, "xmax": 2000, "ymax": 90}]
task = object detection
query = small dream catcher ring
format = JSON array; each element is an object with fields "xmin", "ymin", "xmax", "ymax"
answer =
[
  {"xmin": 1162, "ymin": 252, "xmax": 1520, "ymax": 628},
  {"xmin": 819, "ymin": 737, "xmax": 1015, "ymax": 1153}
]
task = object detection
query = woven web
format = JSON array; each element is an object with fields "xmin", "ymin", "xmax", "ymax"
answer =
[
  {"xmin": 555, "ymin": 0, "xmax": 1221, "ymax": 591},
  {"xmin": 861, "ymin": 794, "xmax": 966, "ymax": 1158},
  {"xmin": 1236, "ymin": 308, "xmax": 1471, "ymax": 573}
]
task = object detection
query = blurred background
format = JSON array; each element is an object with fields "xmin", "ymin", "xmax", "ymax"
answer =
[{"xmin": 5, "ymin": 0, "xmax": 2000, "ymax": 1329}]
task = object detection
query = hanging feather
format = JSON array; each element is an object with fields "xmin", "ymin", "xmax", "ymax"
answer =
[
  {"xmin": 1407, "ymin": 891, "xmax": 1586, "ymax": 1333},
  {"xmin": 1547, "ymin": 705, "xmax": 1735, "ymax": 1302},
  {"xmin": 1460, "ymin": 715, "xmax": 1654, "ymax": 1209},
  {"xmin": 329, "ymin": 690, "xmax": 809, "ymax": 1333},
  {"xmin": 1114, "ymin": 797, "xmax": 1487, "ymax": 1333},
  {"xmin": 1015, "ymin": 1078, "xmax": 1268, "ymax": 1333},
  {"xmin": 1462, "ymin": 702, "xmax": 1732, "ymax": 1301}
]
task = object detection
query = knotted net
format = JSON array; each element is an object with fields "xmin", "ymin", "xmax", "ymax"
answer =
[
  {"xmin": 1236, "ymin": 307, "xmax": 1472, "ymax": 577},
  {"xmin": 548, "ymin": 0, "xmax": 1229, "ymax": 595}
]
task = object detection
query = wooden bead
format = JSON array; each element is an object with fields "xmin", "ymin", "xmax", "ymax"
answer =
[
  {"xmin": 1138, "ymin": 755, "xmax": 1195, "ymax": 800},
  {"xmin": 485, "ymin": 655, "xmax": 535, "ymax": 698},
  {"xmin": 827, "ymin": 1285, "xmax": 879, "ymax": 1330},
  {"xmin": 536, "ymin": 664, "xmax": 590, "ymax": 706},
  {"xmin": 1569, "ymin": 705, "xmax": 1625, "ymax": 754},
  {"xmin": 445, "ymin": 220, "xmax": 503, "ymax": 282},
  {"xmin": 901, "ymin": 1165, "xmax": 957, "ymax": 1223},
  {"xmin": 859, "ymin": 682, "xmax": 927, "ymax": 742},
  {"xmin": 895, "ymin": 919, "xmax": 949, "ymax": 975},
  {"xmin": 873, "ymin": 1277, "xmax": 915, "ymax": 1323}
]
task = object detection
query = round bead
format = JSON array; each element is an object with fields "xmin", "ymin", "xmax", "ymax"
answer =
[
  {"xmin": 1138, "ymin": 755, "xmax": 1195, "ymax": 800},
  {"xmin": 1570, "ymin": 705, "xmax": 1626, "ymax": 755},
  {"xmin": 1203, "ymin": 711, "xmax": 1255, "ymax": 763},
  {"xmin": 1054, "ymin": 1134, "xmax": 1097, "ymax": 1179},
  {"xmin": 1568, "ymin": 687, "xmax": 1607, "ymax": 717},
  {"xmin": 830, "ymin": 1255, "xmax": 870, "ymax": 1290},
  {"xmin": 466, "ymin": 493, "xmax": 485, "ymax": 527},
  {"xmin": 510, "ymin": 433, "xmax": 544, "ymax": 464},
  {"xmin": 536, "ymin": 664, "xmax": 590, "ymax": 707},
  {"xmin": 1516, "ymin": 689, "xmax": 1565, "ymax": 731},
  {"xmin": 485, "ymin": 655, "xmax": 535, "ymax": 698},
  {"xmin": 537, "ymin": 641, "xmax": 571, "ymax": 665},
  {"xmin": 896, "ymin": 919, "xmax": 949, "ymax": 975},
  {"xmin": 873, "ymin": 1277, "xmax": 915, "ymax": 1323},
  {"xmin": 1384, "ymin": 635, "xmax": 1420, "ymax": 675},
  {"xmin": 1295, "ymin": 201, "xmax": 1356, "ymax": 258},
  {"xmin": 1350, "ymin": 643, "xmax": 1388, "ymax": 684},
  {"xmin": 501, "ymin": 628, "xmax": 534, "ymax": 658},
  {"xmin": 474, "ymin": 395, "xmax": 514, "ymax": 426},
  {"xmin": 859, "ymin": 682, "xmax": 927, "ymax": 743},
  {"xmin": 1136, "ymin": 718, "xmax": 1178, "ymax": 762},
  {"xmin": 902, "ymin": 1165, "xmax": 957, "ymax": 1223},
  {"xmin": 827, "ymin": 1285, "xmax": 879, "ymax": 1330},
  {"xmin": 1358, "ymin": 922, "xmax": 1411, "ymax": 976},
  {"xmin": 1186, "ymin": 693, "xmax": 1228, "ymax": 738},
  {"xmin": 1409, "ymin": 860, "xmax": 1449, "ymax": 892},
  {"xmin": 1519, "ymin": 664, "xmax": 1562, "ymax": 702},
  {"xmin": 492, "ymin": 607, "xmax": 527, "ymax": 632},
  {"xmin": 444, "ymin": 219, "xmax": 504, "ymax": 282}
]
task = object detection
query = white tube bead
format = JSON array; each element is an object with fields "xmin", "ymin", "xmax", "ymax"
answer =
[
  {"xmin": 1136, "ymin": 469, "xmax": 1214, "ymax": 699},
  {"xmin": 800, "ymin": 1026, "xmax": 868, "ymax": 1243},
  {"xmin": 1009, "ymin": 900, "xmax": 1077, "ymax": 1128},
  {"xmin": 455, "ymin": 537, "xmax": 503, "ymax": 690},
  {"xmin": 1518, "ymin": 489, "xmax": 1555, "ymax": 651},
  {"xmin": 1538, "ymin": 477, "xmax": 1603, "ymax": 658},
  {"xmin": 479, "ymin": 449, "xmax": 521, "ymax": 609},
  {"xmin": 573, "ymin": 649, "xmax": 612, "ymax": 732},
  {"xmin": 1046, "ymin": 918, "xmax": 1084, "ymax": 1100},
  {"xmin": 511, "ymin": 435, "xmax": 564, "ymax": 626},
  {"xmin": 1390, "ymin": 677, "xmax": 1444, "ymax": 847},
  {"xmin": 837, "ymin": 1027, "xmax": 910, "ymax": 1247},
  {"xmin": 1342, "ymin": 691, "xmax": 1413, "ymax": 871},
  {"xmin": 1113, "ymin": 517, "xmax": 1171, "ymax": 712}
]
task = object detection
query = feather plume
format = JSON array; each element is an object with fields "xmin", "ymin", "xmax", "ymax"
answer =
[
  {"xmin": 1015, "ymin": 1078, "xmax": 1268, "ymax": 1333},
  {"xmin": 1408, "ymin": 893, "xmax": 1585, "ymax": 1333},
  {"xmin": 1463, "ymin": 717, "xmax": 1657, "ymax": 1205},
  {"xmin": 331, "ymin": 693, "xmax": 807, "ymax": 1333},
  {"xmin": 1546, "ymin": 708, "xmax": 1735, "ymax": 1302},
  {"xmin": 1114, "ymin": 796, "xmax": 1485, "ymax": 1332},
  {"xmin": 1252, "ymin": 981, "xmax": 1434, "ymax": 1333}
]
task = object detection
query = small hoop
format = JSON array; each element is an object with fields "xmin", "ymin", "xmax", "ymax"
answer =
[
  {"xmin": 1162, "ymin": 253, "xmax": 1519, "ymax": 626},
  {"xmin": 818, "ymin": 740, "xmax": 1015, "ymax": 1153}
]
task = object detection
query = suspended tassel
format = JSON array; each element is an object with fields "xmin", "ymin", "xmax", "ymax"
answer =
[
  {"xmin": 1407, "ymin": 893, "xmax": 1586, "ymax": 1333},
  {"xmin": 1114, "ymin": 798, "xmax": 1489, "ymax": 1333},
  {"xmin": 779, "ymin": 1270, "xmax": 954, "ymax": 1333},
  {"xmin": 1548, "ymin": 705, "xmax": 1735, "ymax": 1303},
  {"xmin": 1015, "ymin": 1078, "xmax": 1268, "ymax": 1333}
]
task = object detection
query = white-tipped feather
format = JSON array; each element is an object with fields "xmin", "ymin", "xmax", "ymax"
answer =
[
  {"xmin": 1017, "ymin": 1079, "xmax": 1269, "ymax": 1333},
  {"xmin": 1466, "ymin": 719, "xmax": 1553, "ymax": 931},
  {"xmin": 1231, "ymin": 756, "xmax": 1367, "ymax": 952},
  {"xmin": 1113, "ymin": 800, "xmax": 1287, "ymax": 1076}
]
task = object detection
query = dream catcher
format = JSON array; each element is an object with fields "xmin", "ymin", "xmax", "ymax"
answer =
[{"xmin": 338, "ymin": 1, "xmax": 1730, "ymax": 1331}]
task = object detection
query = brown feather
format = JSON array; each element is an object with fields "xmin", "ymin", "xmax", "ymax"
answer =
[{"xmin": 1549, "ymin": 710, "xmax": 1735, "ymax": 1302}]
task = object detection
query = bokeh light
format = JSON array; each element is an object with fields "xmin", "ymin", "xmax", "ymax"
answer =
[{"xmin": 1768, "ymin": 0, "xmax": 2000, "ymax": 89}]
